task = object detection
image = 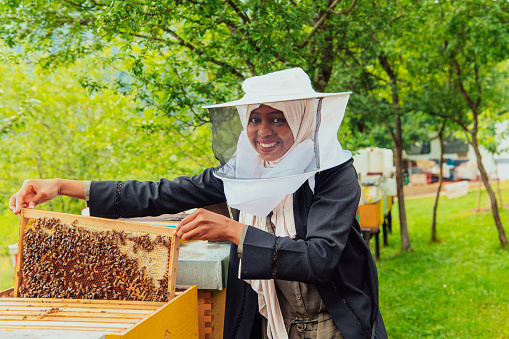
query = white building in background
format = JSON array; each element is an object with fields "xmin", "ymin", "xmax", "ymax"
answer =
[
  {"xmin": 353, "ymin": 148, "xmax": 395, "ymax": 178},
  {"xmin": 493, "ymin": 120, "xmax": 509, "ymax": 180},
  {"xmin": 402, "ymin": 121, "xmax": 509, "ymax": 181}
]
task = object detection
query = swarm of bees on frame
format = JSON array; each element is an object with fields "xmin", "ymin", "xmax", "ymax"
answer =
[{"xmin": 18, "ymin": 217, "xmax": 172, "ymax": 302}]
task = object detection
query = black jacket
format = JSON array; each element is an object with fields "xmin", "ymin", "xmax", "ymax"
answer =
[{"xmin": 89, "ymin": 159, "xmax": 387, "ymax": 339}]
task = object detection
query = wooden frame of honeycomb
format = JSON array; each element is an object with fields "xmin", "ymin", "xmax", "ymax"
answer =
[{"xmin": 15, "ymin": 209, "xmax": 180, "ymax": 302}]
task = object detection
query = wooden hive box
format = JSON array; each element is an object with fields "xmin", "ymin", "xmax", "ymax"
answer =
[
  {"xmin": 0, "ymin": 209, "xmax": 199, "ymax": 338},
  {"xmin": 0, "ymin": 286, "xmax": 199, "ymax": 338},
  {"xmin": 197, "ymin": 289, "xmax": 227, "ymax": 339}
]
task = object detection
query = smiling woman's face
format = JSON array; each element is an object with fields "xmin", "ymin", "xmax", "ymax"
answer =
[{"xmin": 246, "ymin": 104, "xmax": 295, "ymax": 161}]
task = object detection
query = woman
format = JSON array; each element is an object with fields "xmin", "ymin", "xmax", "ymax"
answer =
[{"xmin": 10, "ymin": 68, "xmax": 387, "ymax": 339}]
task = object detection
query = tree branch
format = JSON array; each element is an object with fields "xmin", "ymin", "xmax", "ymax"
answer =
[
  {"xmin": 298, "ymin": 0, "xmax": 345, "ymax": 49},
  {"xmin": 328, "ymin": 0, "xmax": 358, "ymax": 15},
  {"xmin": 378, "ymin": 54, "xmax": 399, "ymax": 108},
  {"xmin": 224, "ymin": 0, "xmax": 250, "ymax": 23},
  {"xmin": 378, "ymin": 54, "xmax": 396, "ymax": 83},
  {"xmin": 438, "ymin": 119, "xmax": 446, "ymax": 136},
  {"xmin": 474, "ymin": 59, "xmax": 482, "ymax": 109},
  {"xmin": 389, "ymin": 14, "xmax": 404, "ymax": 22},
  {"xmin": 161, "ymin": 27, "xmax": 244, "ymax": 79},
  {"xmin": 170, "ymin": 65, "xmax": 207, "ymax": 124},
  {"xmin": 452, "ymin": 59, "xmax": 476, "ymax": 110},
  {"xmin": 388, "ymin": 2, "xmax": 417, "ymax": 23},
  {"xmin": 427, "ymin": 110, "xmax": 468, "ymax": 131},
  {"xmin": 126, "ymin": 32, "xmax": 169, "ymax": 43},
  {"xmin": 382, "ymin": 118, "xmax": 396, "ymax": 142},
  {"xmin": 222, "ymin": 2, "xmax": 288, "ymax": 65}
]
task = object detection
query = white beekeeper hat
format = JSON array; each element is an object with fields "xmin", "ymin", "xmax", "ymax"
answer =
[{"xmin": 204, "ymin": 67, "xmax": 350, "ymax": 108}]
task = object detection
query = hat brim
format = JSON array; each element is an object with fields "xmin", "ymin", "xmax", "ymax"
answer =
[{"xmin": 203, "ymin": 91, "xmax": 352, "ymax": 109}]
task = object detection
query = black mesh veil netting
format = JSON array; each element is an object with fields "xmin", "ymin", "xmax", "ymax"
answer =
[
  {"xmin": 207, "ymin": 99, "xmax": 324, "ymax": 182},
  {"xmin": 208, "ymin": 106, "xmax": 243, "ymax": 166}
]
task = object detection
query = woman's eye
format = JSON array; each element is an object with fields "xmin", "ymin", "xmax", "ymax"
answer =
[
  {"xmin": 249, "ymin": 118, "xmax": 260, "ymax": 123},
  {"xmin": 273, "ymin": 118, "xmax": 285, "ymax": 123}
]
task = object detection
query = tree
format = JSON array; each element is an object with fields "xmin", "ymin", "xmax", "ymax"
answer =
[
  {"xmin": 414, "ymin": 0, "xmax": 509, "ymax": 246},
  {"xmin": 330, "ymin": 0, "xmax": 423, "ymax": 251}
]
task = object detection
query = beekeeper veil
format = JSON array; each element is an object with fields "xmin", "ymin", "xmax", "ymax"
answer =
[{"xmin": 205, "ymin": 68, "xmax": 352, "ymax": 217}]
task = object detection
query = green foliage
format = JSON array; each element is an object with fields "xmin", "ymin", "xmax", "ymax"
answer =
[
  {"xmin": 376, "ymin": 182, "xmax": 509, "ymax": 338},
  {"xmin": 0, "ymin": 57, "xmax": 215, "ymax": 216},
  {"xmin": 410, "ymin": 1, "xmax": 509, "ymax": 126},
  {"xmin": 2, "ymin": 0, "xmax": 506, "ymax": 154},
  {"xmin": 0, "ymin": 254, "xmax": 14, "ymax": 290}
]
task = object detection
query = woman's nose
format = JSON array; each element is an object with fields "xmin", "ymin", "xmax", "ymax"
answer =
[{"xmin": 258, "ymin": 121, "xmax": 273, "ymax": 136}]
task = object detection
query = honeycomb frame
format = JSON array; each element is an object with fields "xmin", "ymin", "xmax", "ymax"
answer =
[{"xmin": 15, "ymin": 209, "xmax": 180, "ymax": 301}]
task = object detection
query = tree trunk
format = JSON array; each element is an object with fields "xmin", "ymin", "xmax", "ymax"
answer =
[
  {"xmin": 379, "ymin": 54, "xmax": 411, "ymax": 251},
  {"xmin": 392, "ymin": 116, "xmax": 411, "ymax": 251},
  {"xmin": 495, "ymin": 159, "xmax": 504, "ymax": 207},
  {"xmin": 431, "ymin": 126, "xmax": 445, "ymax": 242},
  {"xmin": 451, "ymin": 58, "xmax": 506, "ymax": 246},
  {"xmin": 471, "ymin": 134, "xmax": 508, "ymax": 246}
]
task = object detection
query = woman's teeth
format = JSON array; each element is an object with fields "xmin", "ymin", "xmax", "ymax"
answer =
[{"xmin": 259, "ymin": 142, "xmax": 277, "ymax": 148}]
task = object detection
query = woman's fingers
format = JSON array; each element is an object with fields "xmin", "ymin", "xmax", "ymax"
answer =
[
  {"xmin": 175, "ymin": 209, "xmax": 218, "ymax": 240},
  {"xmin": 8, "ymin": 193, "xmax": 19, "ymax": 214},
  {"xmin": 178, "ymin": 226, "xmax": 206, "ymax": 241},
  {"xmin": 11, "ymin": 185, "xmax": 31, "ymax": 215},
  {"xmin": 174, "ymin": 209, "xmax": 243, "ymax": 245},
  {"xmin": 28, "ymin": 190, "xmax": 48, "ymax": 209},
  {"xmin": 174, "ymin": 210, "xmax": 199, "ymax": 235}
]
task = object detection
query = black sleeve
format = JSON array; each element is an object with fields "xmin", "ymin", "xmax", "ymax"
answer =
[
  {"xmin": 89, "ymin": 167, "xmax": 226, "ymax": 219},
  {"xmin": 239, "ymin": 161, "xmax": 361, "ymax": 284}
]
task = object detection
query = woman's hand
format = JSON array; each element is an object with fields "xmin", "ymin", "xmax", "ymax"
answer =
[
  {"xmin": 9, "ymin": 179, "xmax": 61, "ymax": 215},
  {"xmin": 9, "ymin": 179, "xmax": 85, "ymax": 215},
  {"xmin": 174, "ymin": 208, "xmax": 244, "ymax": 245}
]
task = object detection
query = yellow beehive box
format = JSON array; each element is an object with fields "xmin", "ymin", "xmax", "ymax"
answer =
[
  {"xmin": 197, "ymin": 289, "xmax": 227, "ymax": 339},
  {"xmin": 0, "ymin": 285, "xmax": 199, "ymax": 338},
  {"xmin": 358, "ymin": 199, "xmax": 383, "ymax": 228}
]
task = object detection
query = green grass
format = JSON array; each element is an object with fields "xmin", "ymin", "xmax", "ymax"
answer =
[
  {"xmin": 0, "ymin": 183, "xmax": 508, "ymax": 337},
  {"xmin": 377, "ymin": 182, "xmax": 509, "ymax": 338}
]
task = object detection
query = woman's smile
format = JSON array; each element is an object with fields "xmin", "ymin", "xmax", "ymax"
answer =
[
  {"xmin": 257, "ymin": 140, "xmax": 278, "ymax": 151},
  {"xmin": 247, "ymin": 104, "xmax": 295, "ymax": 161}
]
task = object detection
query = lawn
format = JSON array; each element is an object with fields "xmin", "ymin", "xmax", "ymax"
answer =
[
  {"xmin": 377, "ymin": 182, "xmax": 509, "ymax": 338},
  {"xmin": 0, "ymin": 182, "xmax": 508, "ymax": 338}
]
